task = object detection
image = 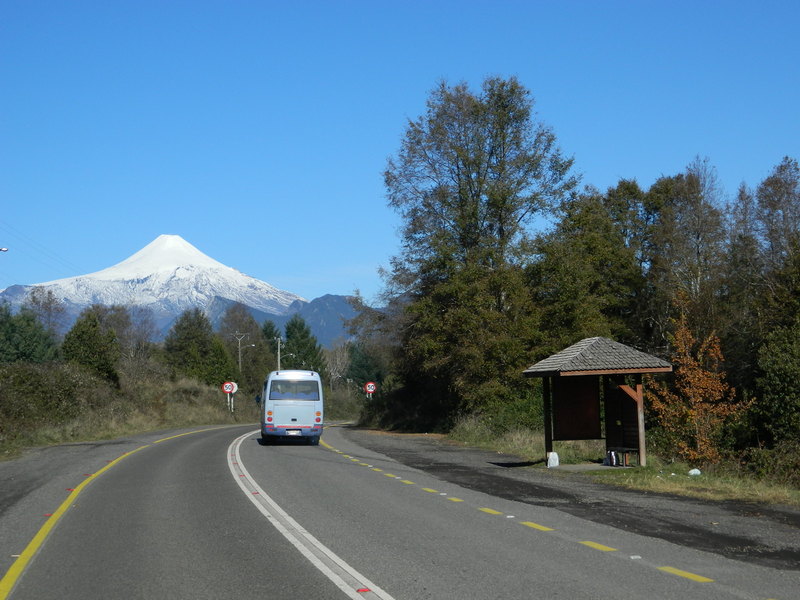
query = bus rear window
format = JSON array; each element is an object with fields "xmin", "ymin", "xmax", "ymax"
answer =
[{"xmin": 269, "ymin": 380, "xmax": 320, "ymax": 400}]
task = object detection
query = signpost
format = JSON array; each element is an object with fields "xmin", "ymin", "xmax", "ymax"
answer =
[
  {"xmin": 363, "ymin": 381, "xmax": 377, "ymax": 398},
  {"xmin": 222, "ymin": 381, "xmax": 238, "ymax": 412}
]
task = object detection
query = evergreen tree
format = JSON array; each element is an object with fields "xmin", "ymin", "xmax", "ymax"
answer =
[
  {"xmin": 754, "ymin": 315, "xmax": 800, "ymax": 445},
  {"xmin": 261, "ymin": 320, "xmax": 281, "ymax": 356},
  {"xmin": 163, "ymin": 308, "xmax": 234, "ymax": 385},
  {"xmin": 0, "ymin": 304, "xmax": 58, "ymax": 364},
  {"xmin": 719, "ymin": 184, "xmax": 766, "ymax": 395},
  {"xmin": 283, "ymin": 314, "xmax": 327, "ymax": 378},
  {"xmin": 62, "ymin": 309, "xmax": 120, "ymax": 386},
  {"xmin": 528, "ymin": 190, "xmax": 643, "ymax": 356}
]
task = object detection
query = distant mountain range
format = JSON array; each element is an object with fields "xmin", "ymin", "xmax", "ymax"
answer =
[{"xmin": 0, "ymin": 234, "xmax": 356, "ymax": 347}]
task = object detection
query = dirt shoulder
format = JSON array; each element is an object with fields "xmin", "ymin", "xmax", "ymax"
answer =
[{"xmin": 340, "ymin": 426, "xmax": 800, "ymax": 571}]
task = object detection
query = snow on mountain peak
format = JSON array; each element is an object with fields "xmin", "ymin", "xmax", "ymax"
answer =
[
  {"xmin": 31, "ymin": 234, "xmax": 305, "ymax": 318},
  {"xmin": 83, "ymin": 234, "xmax": 229, "ymax": 280}
]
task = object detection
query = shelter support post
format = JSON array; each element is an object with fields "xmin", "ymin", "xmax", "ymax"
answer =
[
  {"xmin": 543, "ymin": 376, "xmax": 553, "ymax": 457},
  {"xmin": 618, "ymin": 380, "xmax": 647, "ymax": 467}
]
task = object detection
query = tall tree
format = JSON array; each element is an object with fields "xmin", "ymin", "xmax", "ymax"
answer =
[
  {"xmin": 22, "ymin": 287, "xmax": 67, "ymax": 337},
  {"xmin": 754, "ymin": 314, "xmax": 800, "ymax": 445},
  {"xmin": 380, "ymin": 77, "xmax": 576, "ymax": 427},
  {"xmin": 756, "ymin": 156, "xmax": 800, "ymax": 273},
  {"xmin": 0, "ymin": 304, "xmax": 58, "ymax": 364},
  {"xmin": 283, "ymin": 314, "xmax": 327, "ymax": 378},
  {"xmin": 62, "ymin": 308, "xmax": 121, "ymax": 386},
  {"xmin": 385, "ymin": 76, "xmax": 577, "ymax": 291},
  {"xmin": 529, "ymin": 189, "xmax": 643, "ymax": 355},
  {"xmin": 719, "ymin": 184, "xmax": 766, "ymax": 394},
  {"xmin": 640, "ymin": 159, "xmax": 728, "ymax": 352},
  {"xmin": 261, "ymin": 320, "xmax": 281, "ymax": 357},
  {"xmin": 163, "ymin": 308, "xmax": 234, "ymax": 385}
]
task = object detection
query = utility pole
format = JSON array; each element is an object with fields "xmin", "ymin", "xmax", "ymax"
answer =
[
  {"xmin": 274, "ymin": 337, "xmax": 295, "ymax": 370},
  {"xmin": 231, "ymin": 332, "xmax": 249, "ymax": 372}
]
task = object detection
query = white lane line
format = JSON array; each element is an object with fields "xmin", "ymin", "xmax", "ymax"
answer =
[{"xmin": 227, "ymin": 431, "xmax": 395, "ymax": 600}]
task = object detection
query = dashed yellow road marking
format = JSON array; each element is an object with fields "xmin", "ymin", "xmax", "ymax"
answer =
[
  {"xmin": 319, "ymin": 437, "xmax": 764, "ymax": 595},
  {"xmin": 580, "ymin": 541, "xmax": 617, "ymax": 552},
  {"xmin": 521, "ymin": 521, "xmax": 554, "ymax": 531},
  {"xmin": 658, "ymin": 566, "xmax": 713, "ymax": 582},
  {"xmin": 479, "ymin": 507, "xmax": 503, "ymax": 515}
]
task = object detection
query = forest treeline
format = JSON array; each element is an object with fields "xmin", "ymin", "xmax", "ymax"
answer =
[
  {"xmin": 348, "ymin": 77, "xmax": 800, "ymax": 481},
  {"xmin": 0, "ymin": 294, "xmax": 364, "ymax": 450},
  {"xmin": 2, "ymin": 76, "xmax": 798, "ymax": 483}
]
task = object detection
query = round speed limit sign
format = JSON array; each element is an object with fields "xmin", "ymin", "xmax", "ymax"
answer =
[
  {"xmin": 364, "ymin": 381, "xmax": 377, "ymax": 394},
  {"xmin": 222, "ymin": 381, "xmax": 238, "ymax": 393}
]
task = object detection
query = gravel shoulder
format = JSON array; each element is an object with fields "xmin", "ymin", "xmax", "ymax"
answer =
[{"xmin": 340, "ymin": 426, "xmax": 800, "ymax": 571}]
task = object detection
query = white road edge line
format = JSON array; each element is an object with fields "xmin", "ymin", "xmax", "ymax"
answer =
[{"xmin": 228, "ymin": 431, "xmax": 396, "ymax": 600}]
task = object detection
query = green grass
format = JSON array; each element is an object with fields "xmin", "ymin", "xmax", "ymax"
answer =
[
  {"xmin": 0, "ymin": 377, "xmax": 252, "ymax": 460},
  {"xmin": 447, "ymin": 414, "xmax": 800, "ymax": 507},
  {"xmin": 590, "ymin": 459, "xmax": 800, "ymax": 506}
]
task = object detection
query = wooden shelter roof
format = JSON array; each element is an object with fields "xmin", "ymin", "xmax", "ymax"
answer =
[{"xmin": 523, "ymin": 337, "xmax": 672, "ymax": 377}]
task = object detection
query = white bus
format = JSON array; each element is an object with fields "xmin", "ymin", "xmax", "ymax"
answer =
[{"xmin": 258, "ymin": 370, "xmax": 324, "ymax": 445}]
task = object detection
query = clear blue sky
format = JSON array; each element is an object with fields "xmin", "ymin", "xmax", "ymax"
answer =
[{"xmin": 2, "ymin": 1, "xmax": 798, "ymax": 303}]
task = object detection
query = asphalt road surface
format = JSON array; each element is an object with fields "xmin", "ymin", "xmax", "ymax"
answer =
[{"xmin": 1, "ymin": 424, "xmax": 798, "ymax": 599}]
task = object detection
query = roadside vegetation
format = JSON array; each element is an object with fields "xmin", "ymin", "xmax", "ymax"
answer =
[
  {"xmin": 2, "ymin": 76, "xmax": 799, "ymax": 507},
  {"xmin": 350, "ymin": 76, "xmax": 800, "ymax": 504},
  {"xmin": 0, "ymin": 296, "xmax": 351, "ymax": 458}
]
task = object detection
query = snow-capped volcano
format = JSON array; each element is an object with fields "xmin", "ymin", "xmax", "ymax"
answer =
[{"xmin": 1, "ymin": 235, "xmax": 305, "ymax": 333}]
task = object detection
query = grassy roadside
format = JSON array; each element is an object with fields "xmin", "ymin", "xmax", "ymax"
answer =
[
  {"xmin": 448, "ymin": 415, "xmax": 800, "ymax": 508},
  {"xmin": 0, "ymin": 378, "xmax": 259, "ymax": 461},
  {"xmin": 1, "ymin": 382, "xmax": 364, "ymax": 461}
]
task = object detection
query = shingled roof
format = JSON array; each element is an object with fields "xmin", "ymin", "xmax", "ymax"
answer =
[{"xmin": 523, "ymin": 337, "xmax": 672, "ymax": 377}]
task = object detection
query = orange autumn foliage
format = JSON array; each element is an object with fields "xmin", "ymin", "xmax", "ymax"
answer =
[{"xmin": 648, "ymin": 313, "xmax": 747, "ymax": 464}]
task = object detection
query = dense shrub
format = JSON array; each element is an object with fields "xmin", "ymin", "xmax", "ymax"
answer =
[
  {"xmin": 739, "ymin": 441, "xmax": 800, "ymax": 488},
  {"xmin": 0, "ymin": 361, "xmax": 115, "ymax": 443}
]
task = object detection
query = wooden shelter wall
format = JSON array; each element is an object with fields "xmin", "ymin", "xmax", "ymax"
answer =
[{"xmin": 552, "ymin": 376, "xmax": 601, "ymax": 440}]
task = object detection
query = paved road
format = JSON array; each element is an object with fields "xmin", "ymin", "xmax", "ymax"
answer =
[{"xmin": 1, "ymin": 424, "xmax": 798, "ymax": 599}]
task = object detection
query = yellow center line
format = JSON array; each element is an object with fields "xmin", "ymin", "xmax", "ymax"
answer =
[
  {"xmin": 658, "ymin": 566, "xmax": 714, "ymax": 582},
  {"xmin": 479, "ymin": 507, "xmax": 503, "ymax": 515},
  {"xmin": 0, "ymin": 445, "xmax": 149, "ymax": 599},
  {"xmin": 447, "ymin": 497, "xmax": 464, "ymax": 502},
  {"xmin": 1, "ymin": 427, "xmax": 219, "ymax": 600},
  {"xmin": 421, "ymin": 488, "xmax": 438, "ymax": 493},
  {"xmin": 399, "ymin": 480, "xmax": 415, "ymax": 484},
  {"xmin": 580, "ymin": 541, "xmax": 617, "ymax": 552},
  {"xmin": 521, "ymin": 521, "xmax": 554, "ymax": 531},
  {"xmin": 153, "ymin": 427, "xmax": 222, "ymax": 443}
]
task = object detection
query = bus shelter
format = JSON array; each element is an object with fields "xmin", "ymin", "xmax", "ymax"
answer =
[{"xmin": 523, "ymin": 337, "xmax": 672, "ymax": 467}]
